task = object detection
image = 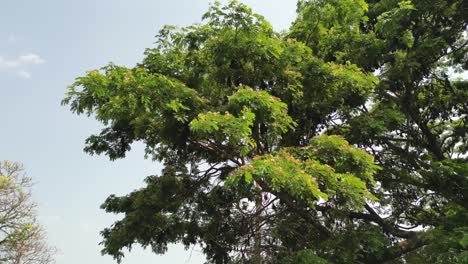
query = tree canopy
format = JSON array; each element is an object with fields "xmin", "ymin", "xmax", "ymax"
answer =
[
  {"xmin": 0, "ymin": 161, "xmax": 56, "ymax": 264},
  {"xmin": 63, "ymin": 0, "xmax": 468, "ymax": 263}
]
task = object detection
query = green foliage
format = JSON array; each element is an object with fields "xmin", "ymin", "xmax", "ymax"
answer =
[
  {"xmin": 308, "ymin": 135, "xmax": 379, "ymax": 183},
  {"xmin": 280, "ymin": 249, "xmax": 331, "ymax": 264},
  {"xmin": 292, "ymin": 0, "xmax": 371, "ymax": 63},
  {"xmin": 191, "ymin": 107, "xmax": 256, "ymax": 156},
  {"xmin": 228, "ymin": 149, "xmax": 328, "ymax": 204},
  {"xmin": 227, "ymin": 87, "xmax": 297, "ymax": 148},
  {"xmin": 227, "ymin": 135, "xmax": 378, "ymax": 210},
  {"xmin": 63, "ymin": 65, "xmax": 206, "ymax": 160},
  {"xmin": 64, "ymin": 0, "xmax": 468, "ymax": 263}
]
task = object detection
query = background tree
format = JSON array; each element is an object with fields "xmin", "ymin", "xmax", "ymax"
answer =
[
  {"xmin": 63, "ymin": 0, "xmax": 467, "ymax": 263},
  {"xmin": 0, "ymin": 161, "xmax": 56, "ymax": 264}
]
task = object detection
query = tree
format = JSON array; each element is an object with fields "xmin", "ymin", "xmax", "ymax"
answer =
[
  {"xmin": 63, "ymin": 0, "xmax": 468, "ymax": 263},
  {"xmin": 0, "ymin": 161, "xmax": 56, "ymax": 264}
]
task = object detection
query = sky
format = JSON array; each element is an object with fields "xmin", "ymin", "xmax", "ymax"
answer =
[{"xmin": 0, "ymin": 1, "xmax": 297, "ymax": 263}]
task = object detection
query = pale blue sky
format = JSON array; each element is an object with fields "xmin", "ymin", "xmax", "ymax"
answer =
[{"xmin": 0, "ymin": 1, "xmax": 297, "ymax": 263}]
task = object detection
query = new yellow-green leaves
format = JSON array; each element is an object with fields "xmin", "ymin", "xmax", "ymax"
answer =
[
  {"xmin": 228, "ymin": 135, "xmax": 378, "ymax": 209},
  {"xmin": 63, "ymin": 65, "xmax": 206, "ymax": 160},
  {"xmin": 190, "ymin": 107, "xmax": 256, "ymax": 156},
  {"xmin": 228, "ymin": 150, "xmax": 327, "ymax": 206},
  {"xmin": 190, "ymin": 87, "xmax": 296, "ymax": 156},
  {"xmin": 64, "ymin": 66, "xmax": 205, "ymax": 123}
]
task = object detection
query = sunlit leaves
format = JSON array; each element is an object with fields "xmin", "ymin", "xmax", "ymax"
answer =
[
  {"xmin": 228, "ymin": 87, "xmax": 297, "ymax": 147},
  {"xmin": 63, "ymin": 66, "xmax": 206, "ymax": 160},
  {"xmin": 190, "ymin": 107, "xmax": 256, "ymax": 156},
  {"xmin": 229, "ymin": 150, "xmax": 327, "ymax": 204},
  {"xmin": 228, "ymin": 135, "xmax": 378, "ymax": 209}
]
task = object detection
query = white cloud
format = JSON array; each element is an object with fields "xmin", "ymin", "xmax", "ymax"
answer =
[
  {"xmin": 19, "ymin": 53, "xmax": 45, "ymax": 65},
  {"xmin": 18, "ymin": 70, "xmax": 31, "ymax": 79},
  {"xmin": 0, "ymin": 53, "xmax": 45, "ymax": 79},
  {"xmin": 0, "ymin": 56, "xmax": 19, "ymax": 68},
  {"xmin": 0, "ymin": 53, "xmax": 45, "ymax": 69}
]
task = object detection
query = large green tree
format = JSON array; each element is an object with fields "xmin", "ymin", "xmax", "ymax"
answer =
[{"xmin": 63, "ymin": 1, "xmax": 468, "ymax": 263}]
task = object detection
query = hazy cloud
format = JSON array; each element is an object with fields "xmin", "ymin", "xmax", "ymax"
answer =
[
  {"xmin": 18, "ymin": 70, "xmax": 31, "ymax": 79},
  {"xmin": 0, "ymin": 53, "xmax": 45, "ymax": 79},
  {"xmin": 0, "ymin": 53, "xmax": 45, "ymax": 69},
  {"xmin": 19, "ymin": 53, "xmax": 45, "ymax": 64}
]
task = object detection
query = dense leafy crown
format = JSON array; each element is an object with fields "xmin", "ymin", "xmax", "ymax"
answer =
[{"xmin": 64, "ymin": 0, "xmax": 468, "ymax": 263}]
